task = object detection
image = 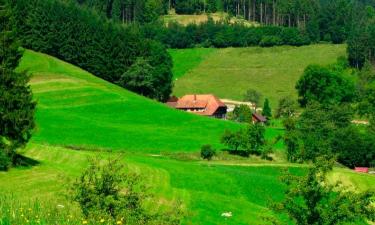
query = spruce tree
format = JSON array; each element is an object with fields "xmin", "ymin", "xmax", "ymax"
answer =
[
  {"xmin": 263, "ymin": 98, "xmax": 272, "ymax": 118},
  {"xmin": 0, "ymin": 0, "xmax": 35, "ymax": 170}
]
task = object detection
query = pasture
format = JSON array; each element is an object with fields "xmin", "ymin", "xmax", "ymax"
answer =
[
  {"xmin": 17, "ymin": 50, "xmax": 245, "ymax": 153},
  {"xmin": 1, "ymin": 49, "xmax": 373, "ymax": 225},
  {"xmin": 171, "ymin": 44, "xmax": 346, "ymax": 106}
]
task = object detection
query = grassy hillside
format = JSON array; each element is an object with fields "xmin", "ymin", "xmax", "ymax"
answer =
[
  {"xmin": 0, "ymin": 144, "xmax": 297, "ymax": 224},
  {"xmin": 171, "ymin": 44, "xmax": 346, "ymax": 106},
  {"xmin": 17, "ymin": 50, "xmax": 245, "ymax": 153},
  {"xmin": 1, "ymin": 49, "xmax": 374, "ymax": 225}
]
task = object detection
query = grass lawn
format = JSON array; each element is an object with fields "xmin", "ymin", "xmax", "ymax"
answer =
[
  {"xmin": 171, "ymin": 44, "xmax": 346, "ymax": 106},
  {"xmin": 2, "ymin": 49, "xmax": 373, "ymax": 225}
]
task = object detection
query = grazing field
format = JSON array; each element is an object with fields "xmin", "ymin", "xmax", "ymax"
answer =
[
  {"xmin": 2, "ymin": 49, "xmax": 373, "ymax": 225},
  {"xmin": 171, "ymin": 44, "xmax": 346, "ymax": 106},
  {"xmin": 169, "ymin": 48, "xmax": 217, "ymax": 79},
  {"xmin": 17, "ymin": 50, "xmax": 245, "ymax": 153}
]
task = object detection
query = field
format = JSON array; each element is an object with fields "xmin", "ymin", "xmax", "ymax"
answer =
[
  {"xmin": 171, "ymin": 44, "xmax": 346, "ymax": 106},
  {"xmin": 162, "ymin": 12, "xmax": 258, "ymax": 26},
  {"xmin": 17, "ymin": 50, "xmax": 245, "ymax": 153},
  {"xmin": 1, "ymin": 49, "xmax": 374, "ymax": 225}
]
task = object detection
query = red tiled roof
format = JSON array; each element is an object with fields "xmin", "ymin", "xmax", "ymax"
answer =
[
  {"xmin": 174, "ymin": 94, "xmax": 226, "ymax": 116},
  {"xmin": 354, "ymin": 167, "xmax": 369, "ymax": 173},
  {"xmin": 252, "ymin": 113, "xmax": 267, "ymax": 122}
]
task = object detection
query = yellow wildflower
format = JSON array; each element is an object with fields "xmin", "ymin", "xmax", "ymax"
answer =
[
  {"xmin": 116, "ymin": 221, "xmax": 122, "ymax": 225},
  {"xmin": 100, "ymin": 218, "xmax": 105, "ymax": 223},
  {"xmin": 82, "ymin": 220, "xmax": 88, "ymax": 224}
]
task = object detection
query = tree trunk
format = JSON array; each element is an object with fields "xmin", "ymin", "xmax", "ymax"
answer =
[
  {"xmin": 260, "ymin": 2, "xmax": 263, "ymax": 24},
  {"xmin": 248, "ymin": 0, "xmax": 251, "ymax": 20},
  {"xmin": 273, "ymin": 0, "xmax": 276, "ymax": 25}
]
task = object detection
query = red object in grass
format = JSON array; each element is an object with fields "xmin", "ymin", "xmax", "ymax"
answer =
[{"xmin": 354, "ymin": 167, "xmax": 369, "ymax": 173}]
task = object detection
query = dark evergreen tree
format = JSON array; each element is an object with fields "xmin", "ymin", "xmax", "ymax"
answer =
[
  {"xmin": 0, "ymin": 0, "xmax": 36, "ymax": 170},
  {"xmin": 262, "ymin": 98, "xmax": 272, "ymax": 118}
]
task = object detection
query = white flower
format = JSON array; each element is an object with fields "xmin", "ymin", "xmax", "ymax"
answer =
[{"xmin": 221, "ymin": 212, "xmax": 232, "ymax": 218}]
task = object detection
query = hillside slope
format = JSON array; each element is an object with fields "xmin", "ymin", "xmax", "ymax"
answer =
[
  {"xmin": 171, "ymin": 44, "xmax": 346, "ymax": 106},
  {"xmin": 17, "ymin": 50, "xmax": 242, "ymax": 153}
]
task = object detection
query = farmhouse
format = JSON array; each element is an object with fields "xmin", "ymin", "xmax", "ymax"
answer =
[{"xmin": 167, "ymin": 94, "xmax": 227, "ymax": 119}]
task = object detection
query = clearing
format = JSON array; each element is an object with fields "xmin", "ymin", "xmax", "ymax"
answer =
[{"xmin": 171, "ymin": 44, "xmax": 346, "ymax": 106}]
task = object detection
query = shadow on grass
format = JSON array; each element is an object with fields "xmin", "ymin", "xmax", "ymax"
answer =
[{"xmin": 13, "ymin": 154, "xmax": 40, "ymax": 168}]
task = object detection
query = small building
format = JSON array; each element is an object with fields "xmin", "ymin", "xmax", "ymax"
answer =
[
  {"xmin": 167, "ymin": 94, "xmax": 227, "ymax": 119},
  {"xmin": 354, "ymin": 167, "xmax": 369, "ymax": 173},
  {"xmin": 252, "ymin": 113, "xmax": 267, "ymax": 124}
]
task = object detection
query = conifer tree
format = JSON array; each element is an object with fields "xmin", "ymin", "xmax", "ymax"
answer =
[
  {"xmin": 0, "ymin": 0, "xmax": 35, "ymax": 170},
  {"xmin": 263, "ymin": 98, "xmax": 272, "ymax": 118}
]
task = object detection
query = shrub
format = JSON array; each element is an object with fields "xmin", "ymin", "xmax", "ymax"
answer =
[
  {"xmin": 201, "ymin": 145, "xmax": 215, "ymax": 160},
  {"xmin": 259, "ymin": 36, "xmax": 282, "ymax": 47},
  {"xmin": 70, "ymin": 156, "xmax": 182, "ymax": 224}
]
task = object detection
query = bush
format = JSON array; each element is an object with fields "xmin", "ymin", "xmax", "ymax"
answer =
[
  {"xmin": 201, "ymin": 145, "xmax": 215, "ymax": 160},
  {"xmin": 70, "ymin": 156, "xmax": 182, "ymax": 224},
  {"xmin": 259, "ymin": 36, "xmax": 282, "ymax": 47}
]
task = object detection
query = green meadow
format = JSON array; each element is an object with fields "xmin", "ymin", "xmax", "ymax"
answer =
[
  {"xmin": 0, "ymin": 49, "xmax": 373, "ymax": 225},
  {"xmin": 171, "ymin": 44, "xmax": 346, "ymax": 106},
  {"xmin": 17, "ymin": 50, "xmax": 245, "ymax": 153}
]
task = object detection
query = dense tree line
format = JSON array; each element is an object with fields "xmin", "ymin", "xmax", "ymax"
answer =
[
  {"xmin": 74, "ymin": 0, "xmax": 168, "ymax": 24},
  {"xmin": 283, "ymin": 60, "xmax": 375, "ymax": 168},
  {"xmin": 0, "ymin": 0, "xmax": 35, "ymax": 170},
  {"xmin": 347, "ymin": 5, "xmax": 375, "ymax": 68},
  {"xmin": 11, "ymin": 0, "xmax": 173, "ymax": 101},
  {"xmin": 74, "ymin": 0, "xmax": 375, "ymax": 46},
  {"xmin": 143, "ymin": 19, "xmax": 310, "ymax": 48}
]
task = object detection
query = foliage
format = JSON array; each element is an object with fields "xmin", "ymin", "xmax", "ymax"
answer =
[
  {"xmin": 347, "ymin": 5, "xmax": 375, "ymax": 68},
  {"xmin": 221, "ymin": 129, "xmax": 243, "ymax": 151},
  {"xmin": 0, "ymin": 0, "xmax": 35, "ymax": 170},
  {"xmin": 284, "ymin": 102, "xmax": 354, "ymax": 162},
  {"xmin": 275, "ymin": 96, "xmax": 297, "ymax": 118},
  {"xmin": 144, "ymin": 21, "xmax": 310, "ymax": 49},
  {"xmin": 296, "ymin": 64, "xmax": 355, "ymax": 107},
  {"xmin": 275, "ymin": 159, "xmax": 375, "ymax": 225},
  {"xmin": 243, "ymin": 89, "xmax": 262, "ymax": 106},
  {"xmin": 244, "ymin": 123, "xmax": 266, "ymax": 155},
  {"xmin": 70, "ymin": 156, "xmax": 182, "ymax": 224},
  {"xmin": 228, "ymin": 104, "xmax": 252, "ymax": 123},
  {"xmin": 357, "ymin": 62, "xmax": 375, "ymax": 119},
  {"xmin": 10, "ymin": 0, "xmax": 173, "ymax": 102},
  {"xmin": 262, "ymin": 98, "xmax": 272, "ymax": 118},
  {"xmin": 221, "ymin": 124, "xmax": 266, "ymax": 156},
  {"xmin": 117, "ymin": 57, "xmax": 171, "ymax": 101},
  {"xmin": 332, "ymin": 125, "xmax": 375, "ymax": 168},
  {"xmin": 260, "ymin": 36, "xmax": 282, "ymax": 47},
  {"xmin": 200, "ymin": 144, "xmax": 215, "ymax": 160}
]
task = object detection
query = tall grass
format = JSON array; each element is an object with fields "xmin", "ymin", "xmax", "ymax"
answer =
[{"xmin": 0, "ymin": 195, "xmax": 83, "ymax": 225}]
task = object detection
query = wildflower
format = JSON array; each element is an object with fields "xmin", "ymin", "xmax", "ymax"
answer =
[
  {"xmin": 100, "ymin": 218, "xmax": 105, "ymax": 223},
  {"xmin": 82, "ymin": 220, "xmax": 88, "ymax": 224},
  {"xmin": 116, "ymin": 221, "xmax": 122, "ymax": 224}
]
